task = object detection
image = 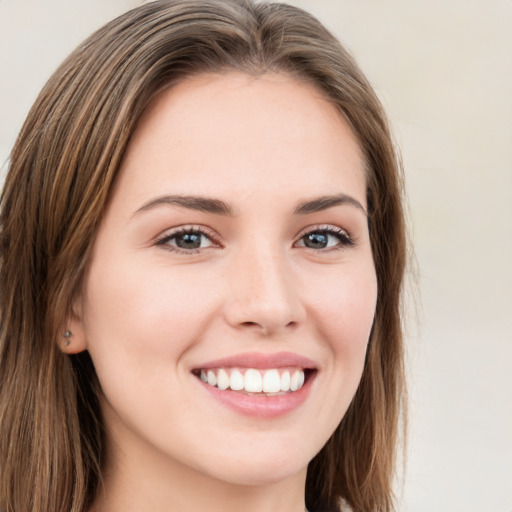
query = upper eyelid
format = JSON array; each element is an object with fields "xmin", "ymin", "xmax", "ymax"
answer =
[
  {"xmin": 155, "ymin": 225, "xmax": 221, "ymax": 244},
  {"xmin": 294, "ymin": 224, "xmax": 352, "ymax": 239},
  {"xmin": 293, "ymin": 225, "xmax": 357, "ymax": 250},
  {"xmin": 154, "ymin": 223, "xmax": 354, "ymax": 247}
]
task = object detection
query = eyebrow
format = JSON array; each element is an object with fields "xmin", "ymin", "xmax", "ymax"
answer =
[
  {"xmin": 134, "ymin": 194, "xmax": 233, "ymax": 216},
  {"xmin": 294, "ymin": 194, "xmax": 367, "ymax": 216},
  {"xmin": 133, "ymin": 192, "xmax": 366, "ymax": 218}
]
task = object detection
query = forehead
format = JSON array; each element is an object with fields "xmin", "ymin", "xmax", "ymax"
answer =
[{"xmin": 114, "ymin": 72, "xmax": 366, "ymax": 212}]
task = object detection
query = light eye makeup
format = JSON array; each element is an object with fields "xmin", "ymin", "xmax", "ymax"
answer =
[
  {"xmin": 294, "ymin": 225, "xmax": 355, "ymax": 252},
  {"xmin": 154, "ymin": 224, "xmax": 355, "ymax": 255},
  {"xmin": 155, "ymin": 225, "xmax": 220, "ymax": 254}
]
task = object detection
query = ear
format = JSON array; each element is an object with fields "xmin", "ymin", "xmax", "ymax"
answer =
[{"xmin": 59, "ymin": 299, "xmax": 88, "ymax": 354}]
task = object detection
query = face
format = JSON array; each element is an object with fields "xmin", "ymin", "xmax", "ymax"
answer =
[{"xmin": 71, "ymin": 73, "xmax": 377, "ymax": 488}]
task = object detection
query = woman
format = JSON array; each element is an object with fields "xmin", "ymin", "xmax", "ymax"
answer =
[{"xmin": 0, "ymin": 1, "xmax": 406, "ymax": 511}]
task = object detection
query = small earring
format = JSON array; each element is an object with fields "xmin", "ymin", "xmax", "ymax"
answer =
[{"xmin": 63, "ymin": 330, "xmax": 72, "ymax": 346}]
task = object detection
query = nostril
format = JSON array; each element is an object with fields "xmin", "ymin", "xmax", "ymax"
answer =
[
  {"xmin": 238, "ymin": 320, "xmax": 299, "ymax": 337},
  {"xmin": 240, "ymin": 321, "xmax": 273, "ymax": 335},
  {"xmin": 241, "ymin": 321, "xmax": 259, "ymax": 328}
]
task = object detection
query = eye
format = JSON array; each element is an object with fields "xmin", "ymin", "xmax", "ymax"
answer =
[
  {"xmin": 295, "ymin": 226, "xmax": 354, "ymax": 250},
  {"xmin": 156, "ymin": 227, "xmax": 218, "ymax": 253}
]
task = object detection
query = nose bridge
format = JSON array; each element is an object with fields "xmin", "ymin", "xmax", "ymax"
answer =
[{"xmin": 225, "ymin": 239, "xmax": 304, "ymax": 334}]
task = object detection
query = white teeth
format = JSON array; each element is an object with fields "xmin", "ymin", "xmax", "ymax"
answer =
[
  {"xmin": 217, "ymin": 369, "xmax": 229, "ymax": 390},
  {"xmin": 262, "ymin": 369, "xmax": 281, "ymax": 393},
  {"xmin": 280, "ymin": 371, "xmax": 291, "ymax": 391},
  {"xmin": 207, "ymin": 370, "xmax": 217, "ymax": 387},
  {"xmin": 198, "ymin": 368, "xmax": 306, "ymax": 394},
  {"xmin": 244, "ymin": 369, "xmax": 263, "ymax": 392},
  {"xmin": 229, "ymin": 369, "xmax": 244, "ymax": 391},
  {"xmin": 290, "ymin": 370, "xmax": 301, "ymax": 391}
]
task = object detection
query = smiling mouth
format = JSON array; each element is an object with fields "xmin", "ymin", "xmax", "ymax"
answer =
[{"xmin": 193, "ymin": 367, "xmax": 312, "ymax": 395}]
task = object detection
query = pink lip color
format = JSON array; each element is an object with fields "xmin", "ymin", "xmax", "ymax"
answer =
[
  {"xmin": 193, "ymin": 351, "xmax": 317, "ymax": 418},
  {"xmin": 194, "ymin": 351, "xmax": 317, "ymax": 370},
  {"xmin": 197, "ymin": 374, "xmax": 314, "ymax": 418}
]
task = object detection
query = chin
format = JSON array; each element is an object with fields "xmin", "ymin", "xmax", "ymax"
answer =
[
  {"xmin": 210, "ymin": 461, "xmax": 307, "ymax": 488},
  {"xmin": 192, "ymin": 439, "xmax": 316, "ymax": 488}
]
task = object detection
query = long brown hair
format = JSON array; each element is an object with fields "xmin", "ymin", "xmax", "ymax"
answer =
[{"xmin": 0, "ymin": 1, "xmax": 406, "ymax": 511}]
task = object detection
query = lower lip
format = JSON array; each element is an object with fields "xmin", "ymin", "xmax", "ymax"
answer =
[{"xmin": 196, "ymin": 373, "xmax": 315, "ymax": 419}]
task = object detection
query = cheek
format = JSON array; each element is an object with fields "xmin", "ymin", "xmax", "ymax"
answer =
[
  {"xmin": 298, "ymin": 260, "xmax": 377, "ymax": 441},
  {"xmin": 312, "ymin": 261, "xmax": 377, "ymax": 370},
  {"xmin": 81, "ymin": 257, "xmax": 219, "ymax": 378},
  {"xmin": 79, "ymin": 261, "xmax": 222, "ymax": 433}
]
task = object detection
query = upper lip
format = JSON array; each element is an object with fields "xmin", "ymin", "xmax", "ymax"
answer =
[{"xmin": 193, "ymin": 351, "xmax": 317, "ymax": 370}]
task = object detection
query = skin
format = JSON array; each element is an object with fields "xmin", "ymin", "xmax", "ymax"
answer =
[{"xmin": 69, "ymin": 72, "xmax": 378, "ymax": 512}]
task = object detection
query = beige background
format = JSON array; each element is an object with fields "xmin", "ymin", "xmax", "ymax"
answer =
[{"xmin": 1, "ymin": 1, "xmax": 511, "ymax": 510}]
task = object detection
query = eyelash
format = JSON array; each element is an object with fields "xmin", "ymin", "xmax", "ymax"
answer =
[
  {"xmin": 155, "ymin": 224, "xmax": 355, "ymax": 254},
  {"xmin": 294, "ymin": 225, "xmax": 355, "ymax": 252},
  {"xmin": 155, "ymin": 226, "xmax": 220, "ymax": 254}
]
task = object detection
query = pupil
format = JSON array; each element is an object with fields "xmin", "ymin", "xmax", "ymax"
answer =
[
  {"xmin": 305, "ymin": 232, "xmax": 327, "ymax": 248},
  {"xmin": 177, "ymin": 233, "xmax": 201, "ymax": 249}
]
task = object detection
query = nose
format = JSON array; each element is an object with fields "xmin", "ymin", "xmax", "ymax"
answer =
[{"xmin": 223, "ymin": 245, "xmax": 306, "ymax": 336}]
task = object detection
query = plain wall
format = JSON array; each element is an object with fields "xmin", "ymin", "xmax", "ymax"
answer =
[{"xmin": 1, "ymin": 1, "xmax": 511, "ymax": 511}]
